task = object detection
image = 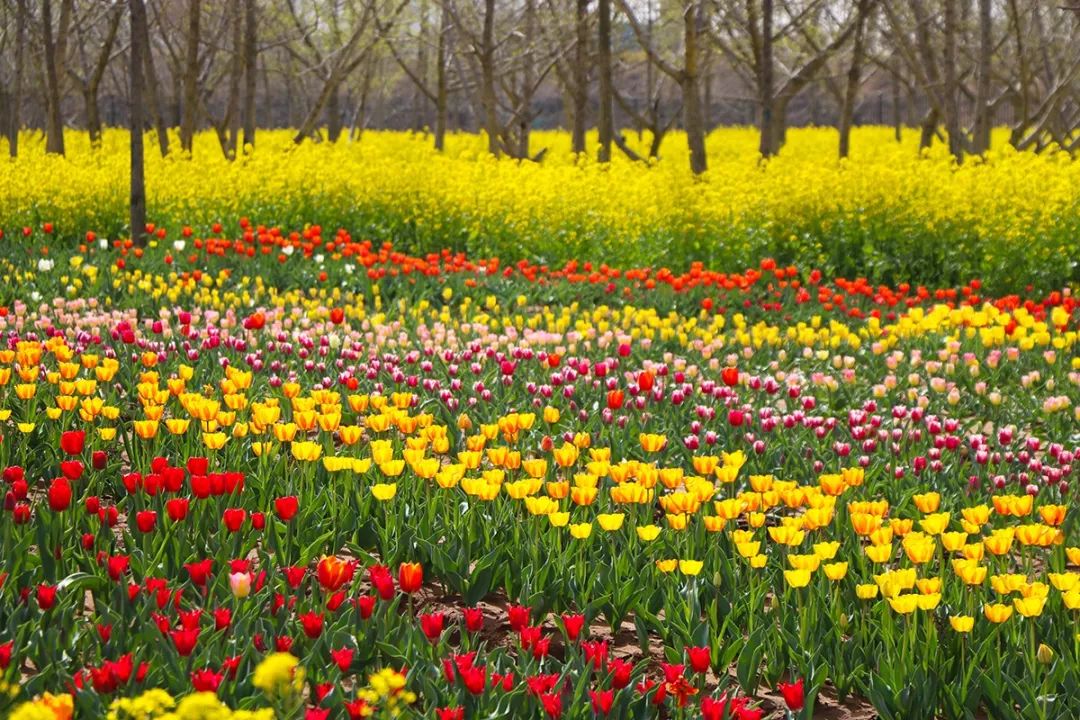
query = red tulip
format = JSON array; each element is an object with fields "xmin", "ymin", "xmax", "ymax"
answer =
[
  {"xmin": 222, "ymin": 508, "xmax": 246, "ymax": 532},
  {"xmin": 420, "ymin": 611, "xmax": 446, "ymax": 640},
  {"xmin": 299, "ymin": 611, "xmax": 324, "ymax": 639},
  {"xmin": 274, "ymin": 496, "xmax": 299, "ymax": 521},
  {"xmin": 171, "ymin": 628, "xmax": 200, "ymax": 656},
  {"xmin": 0, "ymin": 641, "xmax": 12, "ymax": 669},
  {"xmin": 107, "ymin": 555, "xmax": 130, "ymax": 581},
  {"xmin": 191, "ymin": 668, "xmax": 224, "ymax": 693},
  {"xmin": 590, "ymin": 688, "xmax": 615, "ymax": 716},
  {"xmin": 460, "ymin": 664, "xmax": 486, "ymax": 694},
  {"xmin": 507, "ymin": 604, "xmax": 531, "ymax": 631},
  {"xmin": 638, "ymin": 370, "xmax": 655, "ymax": 393},
  {"xmin": 606, "ymin": 390, "xmax": 624, "ymax": 410},
  {"xmin": 398, "ymin": 562, "xmax": 423, "ymax": 593},
  {"xmin": 561, "ymin": 613, "xmax": 585, "ymax": 641},
  {"xmin": 185, "ymin": 559, "xmax": 213, "ymax": 586},
  {"xmin": 687, "ymin": 645, "xmax": 711, "ymax": 673},
  {"xmin": 60, "ymin": 460, "xmax": 84, "ymax": 481},
  {"xmin": 345, "ymin": 699, "xmax": 373, "ymax": 720},
  {"xmin": 36, "ymin": 584, "xmax": 57, "ymax": 610},
  {"xmin": 187, "ymin": 456, "xmax": 209, "ymax": 475},
  {"xmin": 214, "ymin": 607, "xmax": 232, "ymax": 631},
  {"xmin": 136, "ymin": 510, "xmax": 157, "ymax": 533},
  {"xmin": 721, "ymin": 366, "xmax": 739, "ymax": 387},
  {"xmin": 330, "ymin": 647, "xmax": 354, "ymax": 672},
  {"xmin": 166, "ymin": 498, "xmax": 190, "ymax": 522},
  {"xmin": 353, "ymin": 595, "xmax": 376, "ymax": 619},
  {"xmin": 92, "ymin": 451, "xmax": 108, "ymax": 470},
  {"xmin": 778, "ymin": 678, "xmax": 805, "ymax": 711},
  {"xmin": 47, "ymin": 478, "xmax": 72, "ymax": 511},
  {"xmin": 541, "ymin": 692, "xmax": 562, "ymax": 719},
  {"xmin": 60, "ymin": 430, "xmax": 85, "ymax": 455},
  {"xmin": 609, "ymin": 658, "xmax": 632, "ymax": 689},
  {"xmin": 463, "ymin": 606, "xmax": 485, "ymax": 632},
  {"xmin": 368, "ymin": 564, "xmax": 395, "ymax": 599},
  {"xmin": 436, "ymin": 708, "xmax": 465, "ymax": 720},
  {"xmin": 582, "ymin": 640, "xmax": 608, "ymax": 669},
  {"xmin": 317, "ymin": 556, "xmax": 355, "ymax": 592}
]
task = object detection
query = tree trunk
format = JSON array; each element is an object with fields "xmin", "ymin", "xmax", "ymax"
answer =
[
  {"xmin": 327, "ymin": 86, "xmax": 343, "ymax": 142},
  {"xmin": 481, "ymin": 0, "xmax": 499, "ymax": 156},
  {"xmin": 919, "ymin": 107, "xmax": 939, "ymax": 150},
  {"xmin": 42, "ymin": 0, "xmax": 69, "ymax": 155},
  {"xmin": 85, "ymin": 91, "xmax": 103, "ymax": 146},
  {"xmin": 758, "ymin": 0, "xmax": 775, "ymax": 158},
  {"xmin": 571, "ymin": 0, "xmax": 589, "ymax": 154},
  {"xmin": 597, "ymin": 0, "xmax": 613, "ymax": 162},
  {"xmin": 141, "ymin": 8, "xmax": 170, "ymax": 157},
  {"xmin": 414, "ymin": 0, "xmax": 429, "ymax": 131},
  {"xmin": 891, "ymin": 55, "xmax": 902, "ymax": 142},
  {"xmin": 8, "ymin": 0, "xmax": 27, "ymax": 157},
  {"xmin": 294, "ymin": 71, "xmax": 345, "ymax": 144},
  {"xmin": 434, "ymin": 1, "xmax": 449, "ymax": 151},
  {"xmin": 683, "ymin": 2, "xmax": 706, "ymax": 174},
  {"xmin": 242, "ymin": 0, "xmax": 258, "ymax": 148},
  {"xmin": 180, "ymin": 0, "xmax": 202, "ymax": 154},
  {"xmin": 85, "ymin": 4, "xmax": 123, "ymax": 149},
  {"xmin": 838, "ymin": 0, "xmax": 871, "ymax": 159},
  {"xmin": 130, "ymin": 0, "xmax": 148, "ymax": 247},
  {"xmin": 224, "ymin": 0, "xmax": 244, "ymax": 157},
  {"xmin": 971, "ymin": 0, "xmax": 992, "ymax": 154},
  {"xmin": 942, "ymin": 0, "xmax": 962, "ymax": 162}
]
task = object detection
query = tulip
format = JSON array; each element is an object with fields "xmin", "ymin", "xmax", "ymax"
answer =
[
  {"xmin": 687, "ymin": 645, "xmax": 711, "ymax": 673},
  {"xmin": 222, "ymin": 508, "xmax": 246, "ymax": 532},
  {"xmin": 59, "ymin": 430, "xmax": 85, "ymax": 455},
  {"xmin": 47, "ymin": 478, "xmax": 72, "ymax": 512},
  {"xmin": 318, "ymin": 556, "xmax": 356, "ymax": 592},
  {"xmin": 299, "ymin": 611, "xmax": 324, "ymax": 639},
  {"xmin": 274, "ymin": 496, "xmax": 299, "ymax": 521},
  {"xmin": 420, "ymin": 612, "xmax": 446, "ymax": 640},
  {"xmin": 398, "ymin": 562, "xmax": 423, "ymax": 594},
  {"xmin": 135, "ymin": 510, "xmax": 157, "ymax": 533},
  {"xmin": 777, "ymin": 678, "xmax": 805, "ymax": 711},
  {"xmin": 229, "ymin": 572, "xmax": 251, "ymax": 598}
]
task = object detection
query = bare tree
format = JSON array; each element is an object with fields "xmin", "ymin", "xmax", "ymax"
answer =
[{"xmin": 130, "ymin": 0, "xmax": 147, "ymax": 246}]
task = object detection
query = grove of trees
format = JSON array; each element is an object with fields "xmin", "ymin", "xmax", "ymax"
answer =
[{"xmin": 1, "ymin": 0, "xmax": 1079, "ymax": 175}]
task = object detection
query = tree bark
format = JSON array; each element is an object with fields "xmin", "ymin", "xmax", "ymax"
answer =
[
  {"xmin": 180, "ymin": 0, "xmax": 202, "ymax": 154},
  {"xmin": 942, "ymin": 0, "xmax": 962, "ymax": 162},
  {"xmin": 758, "ymin": 0, "xmax": 775, "ymax": 157},
  {"xmin": 242, "ymin": 0, "xmax": 258, "ymax": 149},
  {"xmin": 480, "ymin": 0, "xmax": 499, "ymax": 156},
  {"xmin": 971, "ymin": 0, "xmax": 992, "ymax": 154},
  {"xmin": 414, "ymin": 0, "xmax": 429, "ymax": 131},
  {"xmin": 683, "ymin": 2, "xmax": 707, "ymax": 174},
  {"xmin": 327, "ymin": 86, "xmax": 343, "ymax": 142},
  {"xmin": 224, "ymin": 0, "xmax": 244, "ymax": 157},
  {"xmin": 130, "ymin": 0, "xmax": 148, "ymax": 247},
  {"xmin": 434, "ymin": 1, "xmax": 449, "ymax": 151},
  {"xmin": 597, "ymin": 0, "xmax": 613, "ymax": 162},
  {"xmin": 571, "ymin": 0, "xmax": 589, "ymax": 154},
  {"xmin": 141, "ymin": 6, "xmax": 170, "ymax": 157},
  {"xmin": 42, "ymin": 0, "xmax": 71, "ymax": 155},
  {"xmin": 8, "ymin": 0, "xmax": 27, "ymax": 157},
  {"xmin": 82, "ymin": 4, "xmax": 123, "ymax": 148},
  {"xmin": 838, "ymin": 0, "xmax": 872, "ymax": 159}
]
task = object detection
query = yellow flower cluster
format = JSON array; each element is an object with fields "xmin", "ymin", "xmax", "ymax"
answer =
[{"xmin": 2, "ymin": 128, "xmax": 1077, "ymax": 286}]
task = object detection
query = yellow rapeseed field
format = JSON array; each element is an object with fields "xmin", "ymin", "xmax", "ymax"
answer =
[{"xmin": 1, "ymin": 127, "xmax": 1077, "ymax": 290}]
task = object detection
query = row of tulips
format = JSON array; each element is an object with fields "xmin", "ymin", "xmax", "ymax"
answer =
[{"xmin": 0, "ymin": 230, "xmax": 1077, "ymax": 718}]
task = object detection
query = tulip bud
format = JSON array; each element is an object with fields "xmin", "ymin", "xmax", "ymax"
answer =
[
  {"xmin": 229, "ymin": 572, "xmax": 251, "ymax": 599},
  {"xmin": 1037, "ymin": 643, "xmax": 1054, "ymax": 665}
]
